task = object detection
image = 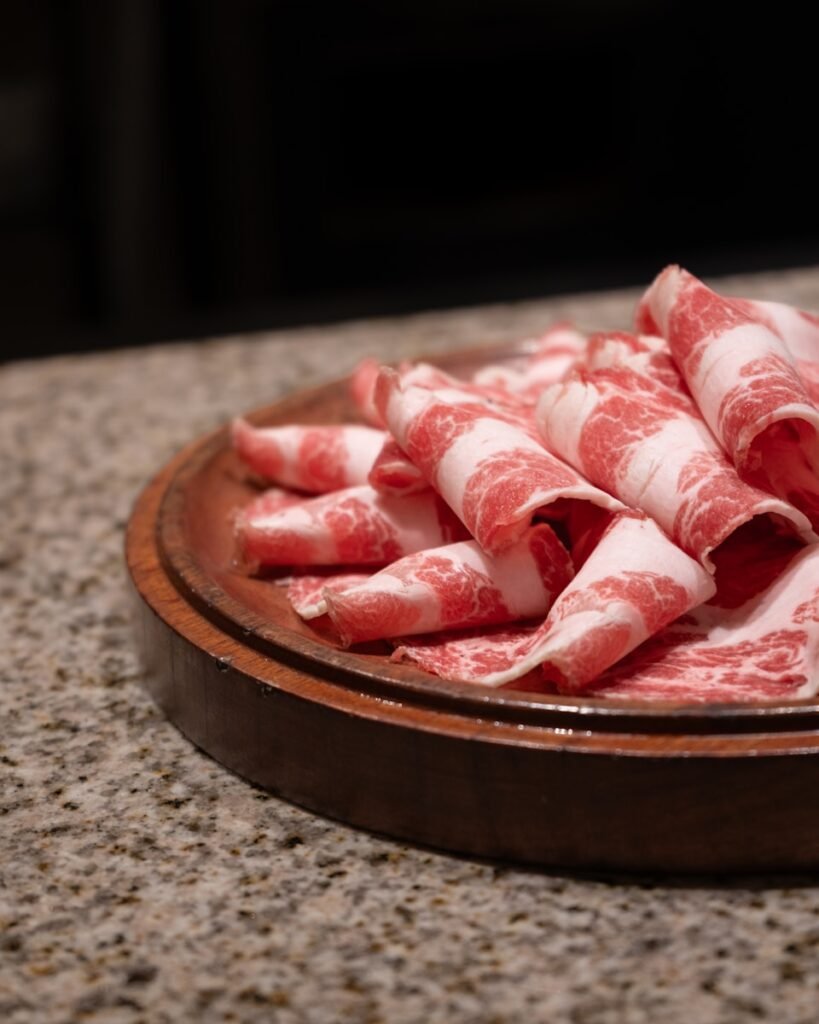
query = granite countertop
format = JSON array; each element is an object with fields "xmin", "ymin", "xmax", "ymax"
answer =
[{"xmin": 4, "ymin": 267, "xmax": 819, "ymax": 1024}]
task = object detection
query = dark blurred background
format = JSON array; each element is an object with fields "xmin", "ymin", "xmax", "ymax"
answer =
[{"xmin": 2, "ymin": 0, "xmax": 817, "ymax": 362}]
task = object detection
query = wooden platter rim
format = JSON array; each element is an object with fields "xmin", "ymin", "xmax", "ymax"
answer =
[
  {"xmin": 128, "ymin": 460, "xmax": 819, "ymax": 758},
  {"xmin": 128, "ymin": 338, "xmax": 819, "ymax": 743},
  {"xmin": 124, "ymin": 341, "xmax": 819, "ymax": 874}
]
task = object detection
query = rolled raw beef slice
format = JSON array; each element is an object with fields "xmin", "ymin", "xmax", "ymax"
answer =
[
  {"xmin": 472, "ymin": 323, "xmax": 587, "ymax": 400},
  {"xmin": 582, "ymin": 331, "xmax": 684, "ymax": 392},
  {"xmin": 394, "ymin": 513, "xmax": 715, "ymax": 692},
  {"xmin": 233, "ymin": 486, "xmax": 305, "ymax": 521},
  {"xmin": 636, "ymin": 266, "xmax": 819, "ymax": 527},
  {"xmin": 730, "ymin": 297, "xmax": 819, "ymax": 405},
  {"xmin": 286, "ymin": 572, "xmax": 371, "ymax": 619},
  {"xmin": 375, "ymin": 368, "xmax": 623, "ymax": 554},
  {"xmin": 232, "ymin": 419, "xmax": 387, "ymax": 493},
  {"xmin": 236, "ymin": 484, "xmax": 469, "ymax": 569},
  {"xmin": 349, "ymin": 357, "xmax": 386, "ymax": 427},
  {"xmin": 731, "ymin": 298, "xmax": 819, "ymax": 363},
  {"xmin": 522, "ymin": 323, "xmax": 588, "ymax": 383},
  {"xmin": 589, "ymin": 541, "xmax": 819, "ymax": 702},
  {"xmin": 323, "ymin": 523, "xmax": 574, "ymax": 646},
  {"xmin": 537, "ymin": 358, "xmax": 815, "ymax": 582},
  {"xmin": 367, "ymin": 437, "xmax": 428, "ymax": 496},
  {"xmin": 398, "ymin": 362, "xmax": 527, "ymax": 412},
  {"xmin": 470, "ymin": 363, "xmax": 530, "ymax": 394},
  {"xmin": 371, "ymin": 370, "xmax": 546, "ymax": 505}
]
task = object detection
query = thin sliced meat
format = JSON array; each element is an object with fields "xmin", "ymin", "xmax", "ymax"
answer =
[
  {"xmin": 731, "ymin": 297, "xmax": 819, "ymax": 405},
  {"xmin": 349, "ymin": 357, "xmax": 385, "ymax": 427},
  {"xmin": 537, "ymin": 357, "xmax": 815, "ymax": 580},
  {"xmin": 324, "ymin": 524, "xmax": 573, "ymax": 646},
  {"xmin": 394, "ymin": 513, "xmax": 715, "ymax": 691},
  {"xmin": 399, "ymin": 361, "xmax": 529, "ymax": 413},
  {"xmin": 396, "ymin": 622, "xmax": 542, "ymax": 685},
  {"xmin": 375, "ymin": 368, "xmax": 623, "ymax": 554},
  {"xmin": 470, "ymin": 362, "xmax": 530, "ymax": 393},
  {"xmin": 372, "ymin": 369, "xmax": 546, "ymax": 501},
  {"xmin": 399, "ymin": 367, "xmax": 540, "ymax": 438},
  {"xmin": 232, "ymin": 419, "xmax": 386, "ymax": 493},
  {"xmin": 637, "ymin": 266, "xmax": 819, "ymax": 527},
  {"xmin": 796, "ymin": 362, "xmax": 819, "ymax": 407},
  {"xmin": 367, "ymin": 437, "xmax": 428, "ymax": 496},
  {"xmin": 588, "ymin": 541, "xmax": 819, "ymax": 702},
  {"xmin": 472, "ymin": 323, "xmax": 587, "ymax": 401},
  {"xmin": 371, "ymin": 370, "xmax": 551, "ymax": 497},
  {"xmin": 286, "ymin": 572, "xmax": 370, "ymax": 619},
  {"xmin": 233, "ymin": 486, "xmax": 305, "ymax": 521},
  {"xmin": 524, "ymin": 323, "xmax": 588, "ymax": 383},
  {"xmin": 732, "ymin": 297, "xmax": 819, "ymax": 363},
  {"xmin": 583, "ymin": 331, "xmax": 683, "ymax": 392},
  {"xmin": 236, "ymin": 484, "xmax": 469, "ymax": 569}
]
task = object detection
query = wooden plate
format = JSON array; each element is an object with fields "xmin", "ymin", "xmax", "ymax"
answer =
[{"xmin": 126, "ymin": 341, "xmax": 819, "ymax": 872}]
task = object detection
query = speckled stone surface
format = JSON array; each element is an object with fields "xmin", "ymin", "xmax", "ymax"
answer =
[{"xmin": 4, "ymin": 267, "xmax": 819, "ymax": 1024}]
